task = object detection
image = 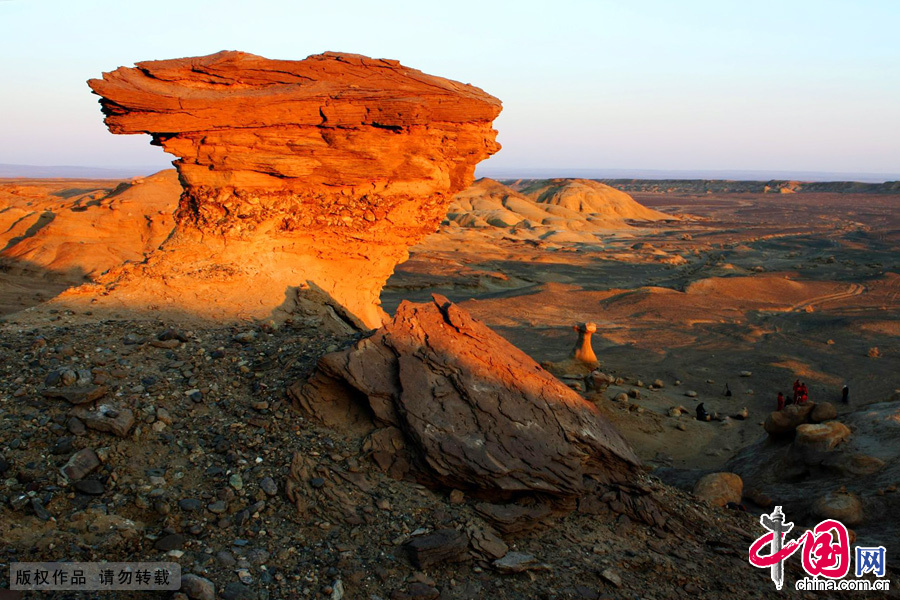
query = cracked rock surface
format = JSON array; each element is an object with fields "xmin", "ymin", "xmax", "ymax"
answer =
[{"xmin": 293, "ymin": 294, "xmax": 642, "ymax": 528}]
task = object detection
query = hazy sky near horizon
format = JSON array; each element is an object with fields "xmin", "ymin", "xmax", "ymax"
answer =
[{"xmin": 1, "ymin": 0, "xmax": 898, "ymax": 177}]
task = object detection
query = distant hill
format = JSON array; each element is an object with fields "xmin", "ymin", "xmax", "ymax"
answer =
[
  {"xmin": 594, "ymin": 179, "xmax": 900, "ymax": 195},
  {"xmin": 480, "ymin": 167, "xmax": 900, "ymax": 184},
  {"xmin": 0, "ymin": 163, "xmax": 169, "ymax": 179},
  {"xmin": 502, "ymin": 178, "xmax": 900, "ymax": 195},
  {"xmin": 511, "ymin": 179, "xmax": 672, "ymax": 220},
  {"xmin": 0, "ymin": 170, "xmax": 179, "ymax": 278},
  {"xmin": 445, "ymin": 178, "xmax": 676, "ymax": 243}
]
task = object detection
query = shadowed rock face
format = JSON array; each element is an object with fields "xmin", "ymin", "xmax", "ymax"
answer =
[
  {"xmin": 87, "ymin": 51, "xmax": 501, "ymax": 328},
  {"xmin": 292, "ymin": 295, "xmax": 641, "ymax": 527}
]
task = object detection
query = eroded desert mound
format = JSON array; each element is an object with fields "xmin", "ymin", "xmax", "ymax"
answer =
[
  {"xmin": 446, "ymin": 178, "xmax": 675, "ymax": 244},
  {"xmin": 512, "ymin": 178, "xmax": 673, "ymax": 222},
  {"xmin": 0, "ymin": 171, "xmax": 178, "ymax": 278},
  {"xmin": 83, "ymin": 51, "xmax": 502, "ymax": 328},
  {"xmin": 0, "ymin": 171, "xmax": 678, "ymax": 317}
]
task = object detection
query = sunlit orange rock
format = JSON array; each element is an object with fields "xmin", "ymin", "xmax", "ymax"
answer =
[
  {"xmin": 87, "ymin": 51, "xmax": 501, "ymax": 328},
  {"xmin": 572, "ymin": 322, "xmax": 599, "ymax": 364},
  {"xmin": 291, "ymin": 294, "xmax": 641, "ymax": 530}
]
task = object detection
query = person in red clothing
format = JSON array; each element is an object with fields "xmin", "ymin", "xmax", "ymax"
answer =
[
  {"xmin": 799, "ymin": 382, "xmax": 809, "ymax": 404},
  {"xmin": 792, "ymin": 379, "xmax": 802, "ymax": 402},
  {"xmin": 776, "ymin": 392, "xmax": 786, "ymax": 411}
]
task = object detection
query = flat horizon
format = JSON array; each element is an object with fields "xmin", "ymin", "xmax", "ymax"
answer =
[
  {"xmin": 2, "ymin": 162, "xmax": 898, "ymax": 184},
  {"xmin": 2, "ymin": 1, "xmax": 898, "ymax": 176}
]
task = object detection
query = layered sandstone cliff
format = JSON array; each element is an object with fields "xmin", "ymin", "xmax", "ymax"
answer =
[{"xmin": 86, "ymin": 51, "xmax": 501, "ymax": 328}]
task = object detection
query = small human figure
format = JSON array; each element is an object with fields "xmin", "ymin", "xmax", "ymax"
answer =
[
  {"xmin": 842, "ymin": 384, "xmax": 849, "ymax": 404},
  {"xmin": 799, "ymin": 382, "xmax": 809, "ymax": 404},
  {"xmin": 696, "ymin": 403, "xmax": 709, "ymax": 422},
  {"xmin": 792, "ymin": 379, "xmax": 802, "ymax": 402},
  {"xmin": 724, "ymin": 383, "xmax": 732, "ymax": 397},
  {"xmin": 776, "ymin": 392, "xmax": 785, "ymax": 411}
]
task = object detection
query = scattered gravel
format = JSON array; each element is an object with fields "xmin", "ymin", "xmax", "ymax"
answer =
[{"xmin": 0, "ymin": 314, "xmax": 873, "ymax": 599}]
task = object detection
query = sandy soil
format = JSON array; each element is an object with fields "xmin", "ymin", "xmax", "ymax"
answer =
[{"xmin": 383, "ymin": 190, "xmax": 900, "ymax": 473}]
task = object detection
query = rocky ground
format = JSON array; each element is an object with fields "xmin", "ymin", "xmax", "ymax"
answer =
[{"xmin": 0, "ymin": 308, "xmax": 850, "ymax": 600}]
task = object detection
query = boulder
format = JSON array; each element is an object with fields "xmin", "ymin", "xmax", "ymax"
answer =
[
  {"xmin": 794, "ymin": 422, "xmax": 851, "ymax": 453},
  {"xmin": 69, "ymin": 404, "xmax": 135, "ymax": 438},
  {"xmin": 813, "ymin": 492, "xmax": 864, "ymax": 526},
  {"xmin": 693, "ymin": 472, "xmax": 743, "ymax": 507},
  {"xmin": 41, "ymin": 385, "xmax": 107, "ymax": 405},
  {"xmin": 292, "ymin": 295, "xmax": 640, "ymax": 526},
  {"xmin": 493, "ymin": 552, "xmax": 552, "ymax": 574},
  {"xmin": 764, "ymin": 403, "xmax": 814, "ymax": 436},
  {"xmin": 61, "ymin": 448, "xmax": 100, "ymax": 481},
  {"xmin": 466, "ymin": 524, "xmax": 508, "ymax": 560},
  {"xmin": 403, "ymin": 529, "xmax": 469, "ymax": 569},
  {"xmin": 821, "ymin": 453, "xmax": 886, "ymax": 477},
  {"xmin": 86, "ymin": 51, "xmax": 501, "ymax": 329},
  {"xmin": 811, "ymin": 402, "xmax": 838, "ymax": 423},
  {"xmin": 744, "ymin": 488, "xmax": 773, "ymax": 509},
  {"xmin": 362, "ymin": 427, "xmax": 411, "ymax": 480},
  {"xmin": 180, "ymin": 574, "xmax": 216, "ymax": 600},
  {"xmin": 589, "ymin": 371, "xmax": 615, "ymax": 392}
]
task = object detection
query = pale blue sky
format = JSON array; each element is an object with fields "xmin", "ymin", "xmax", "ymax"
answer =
[{"xmin": 1, "ymin": 0, "xmax": 898, "ymax": 178}]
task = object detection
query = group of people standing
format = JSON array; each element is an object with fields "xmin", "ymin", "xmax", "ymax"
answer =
[
  {"xmin": 775, "ymin": 379, "xmax": 809, "ymax": 410},
  {"xmin": 695, "ymin": 377, "xmax": 851, "ymax": 420},
  {"xmin": 775, "ymin": 379, "xmax": 850, "ymax": 411},
  {"xmin": 775, "ymin": 379, "xmax": 809, "ymax": 411}
]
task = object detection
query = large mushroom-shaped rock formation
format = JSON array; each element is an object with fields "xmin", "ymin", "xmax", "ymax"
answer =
[
  {"xmin": 290, "ymin": 294, "xmax": 643, "ymax": 530},
  {"xmin": 87, "ymin": 51, "xmax": 501, "ymax": 328}
]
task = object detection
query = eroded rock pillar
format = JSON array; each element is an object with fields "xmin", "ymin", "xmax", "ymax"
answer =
[{"xmin": 87, "ymin": 51, "xmax": 502, "ymax": 327}]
